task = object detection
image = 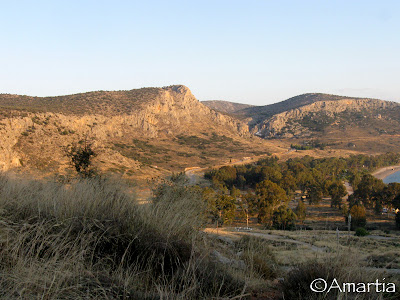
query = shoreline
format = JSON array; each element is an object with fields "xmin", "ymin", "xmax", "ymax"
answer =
[{"xmin": 372, "ymin": 165, "xmax": 400, "ymax": 180}]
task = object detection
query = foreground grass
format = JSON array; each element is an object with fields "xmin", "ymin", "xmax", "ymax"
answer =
[{"xmin": 0, "ymin": 173, "xmax": 249, "ymax": 299}]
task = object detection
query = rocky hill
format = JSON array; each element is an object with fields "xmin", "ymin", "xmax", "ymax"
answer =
[
  {"xmin": 253, "ymin": 96, "xmax": 400, "ymax": 138},
  {"xmin": 202, "ymin": 100, "xmax": 254, "ymax": 114},
  {"xmin": 0, "ymin": 86, "xmax": 271, "ymax": 179},
  {"xmin": 237, "ymin": 93, "xmax": 355, "ymax": 120}
]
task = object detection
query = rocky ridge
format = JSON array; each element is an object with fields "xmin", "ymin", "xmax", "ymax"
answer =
[
  {"xmin": 254, "ymin": 98, "xmax": 400, "ymax": 138},
  {"xmin": 0, "ymin": 85, "xmax": 249, "ymax": 172}
]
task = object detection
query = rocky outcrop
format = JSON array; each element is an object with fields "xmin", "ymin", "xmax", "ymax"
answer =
[{"xmin": 255, "ymin": 98, "xmax": 400, "ymax": 138}]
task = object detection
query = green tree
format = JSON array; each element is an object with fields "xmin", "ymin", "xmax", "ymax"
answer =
[
  {"xmin": 328, "ymin": 181, "xmax": 347, "ymax": 209},
  {"xmin": 348, "ymin": 205, "xmax": 367, "ymax": 230},
  {"xmin": 376, "ymin": 183, "xmax": 400, "ymax": 214},
  {"xmin": 295, "ymin": 200, "xmax": 306, "ymax": 224},
  {"xmin": 353, "ymin": 174, "xmax": 384, "ymax": 208},
  {"xmin": 272, "ymin": 205, "xmax": 297, "ymax": 230},
  {"xmin": 216, "ymin": 194, "xmax": 236, "ymax": 225},
  {"xmin": 237, "ymin": 193, "xmax": 256, "ymax": 228},
  {"xmin": 203, "ymin": 188, "xmax": 236, "ymax": 226},
  {"xmin": 255, "ymin": 180, "xmax": 288, "ymax": 225},
  {"xmin": 65, "ymin": 139, "xmax": 97, "ymax": 178},
  {"xmin": 280, "ymin": 171, "xmax": 297, "ymax": 196},
  {"xmin": 306, "ymin": 184, "xmax": 323, "ymax": 205}
]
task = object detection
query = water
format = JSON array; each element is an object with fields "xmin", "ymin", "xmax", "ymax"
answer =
[{"xmin": 383, "ymin": 170, "xmax": 400, "ymax": 184}]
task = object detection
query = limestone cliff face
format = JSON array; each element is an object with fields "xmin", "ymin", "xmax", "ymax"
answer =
[
  {"xmin": 255, "ymin": 98, "xmax": 399, "ymax": 138},
  {"xmin": 0, "ymin": 85, "xmax": 248, "ymax": 171},
  {"xmin": 139, "ymin": 85, "xmax": 248, "ymax": 136}
]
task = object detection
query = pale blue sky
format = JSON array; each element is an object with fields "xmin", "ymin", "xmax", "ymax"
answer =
[{"xmin": 0, "ymin": 0, "xmax": 399, "ymax": 105}]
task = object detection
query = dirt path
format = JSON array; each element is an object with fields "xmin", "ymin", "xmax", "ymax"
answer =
[
  {"xmin": 205, "ymin": 228, "xmax": 327, "ymax": 252},
  {"xmin": 238, "ymin": 231, "xmax": 327, "ymax": 252}
]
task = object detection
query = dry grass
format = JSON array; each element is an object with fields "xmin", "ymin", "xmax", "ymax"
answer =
[
  {"xmin": 281, "ymin": 253, "xmax": 388, "ymax": 300},
  {"xmin": 0, "ymin": 173, "xmax": 249, "ymax": 299}
]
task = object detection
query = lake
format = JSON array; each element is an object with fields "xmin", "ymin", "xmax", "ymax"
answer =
[{"xmin": 383, "ymin": 170, "xmax": 400, "ymax": 184}]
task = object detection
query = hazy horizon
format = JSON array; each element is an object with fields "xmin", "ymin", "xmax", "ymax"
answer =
[{"xmin": 1, "ymin": 0, "xmax": 399, "ymax": 105}]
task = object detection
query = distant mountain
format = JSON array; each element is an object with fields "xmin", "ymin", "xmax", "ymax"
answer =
[
  {"xmin": 202, "ymin": 93, "xmax": 400, "ymax": 152},
  {"xmin": 202, "ymin": 100, "xmax": 254, "ymax": 114},
  {"xmin": 240, "ymin": 93, "xmax": 400, "ymax": 142},
  {"xmin": 237, "ymin": 93, "xmax": 357, "ymax": 121}
]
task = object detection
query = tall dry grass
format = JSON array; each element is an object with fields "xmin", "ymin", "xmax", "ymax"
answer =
[{"xmin": 0, "ymin": 173, "xmax": 246, "ymax": 299}]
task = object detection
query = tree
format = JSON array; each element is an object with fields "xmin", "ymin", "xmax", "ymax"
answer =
[
  {"xmin": 65, "ymin": 139, "xmax": 97, "ymax": 178},
  {"xmin": 306, "ymin": 184, "xmax": 323, "ymax": 205},
  {"xmin": 203, "ymin": 188, "xmax": 236, "ymax": 226},
  {"xmin": 297, "ymin": 171, "xmax": 314, "ymax": 194},
  {"xmin": 295, "ymin": 200, "xmax": 306, "ymax": 224},
  {"xmin": 237, "ymin": 193, "xmax": 256, "ymax": 228},
  {"xmin": 328, "ymin": 181, "xmax": 347, "ymax": 209},
  {"xmin": 280, "ymin": 171, "xmax": 297, "ymax": 196},
  {"xmin": 347, "ymin": 205, "xmax": 367, "ymax": 230},
  {"xmin": 215, "ymin": 194, "xmax": 236, "ymax": 225},
  {"xmin": 377, "ymin": 183, "xmax": 400, "ymax": 214},
  {"xmin": 272, "ymin": 205, "xmax": 297, "ymax": 230},
  {"xmin": 255, "ymin": 180, "xmax": 288, "ymax": 225},
  {"xmin": 353, "ymin": 174, "xmax": 384, "ymax": 208}
]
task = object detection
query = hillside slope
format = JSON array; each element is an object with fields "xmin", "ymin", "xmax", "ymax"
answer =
[
  {"xmin": 202, "ymin": 100, "xmax": 254, "ymax": 114},
  {"xmin": 238, "ymin": 93, "xmax": 355, "ymax": 120},
  {"xmin": 0, "ymin": 86, "xmax": 272, "ymax": 179},
  {"xmin": 237, "ymin": 93, "xmax": 400, "ymax": 153}
]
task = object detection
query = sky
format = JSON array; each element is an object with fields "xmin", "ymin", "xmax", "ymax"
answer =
[{"xmin": 0, "ymin": 0, "xmax": 399, "ymax": 105}]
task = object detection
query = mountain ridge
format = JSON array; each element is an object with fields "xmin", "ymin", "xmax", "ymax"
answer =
[
  {"xmin": 2, "ymin": 86, "xmax": 400, "ymax": 178},
  {"xmin": 0, "ymin": 85, "xmax": 263, "ymax": 177}
]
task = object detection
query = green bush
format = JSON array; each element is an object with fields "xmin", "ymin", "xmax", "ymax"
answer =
[{"xmin": 355, "ymin": 227, "xmax": 369, "ymax": 236}]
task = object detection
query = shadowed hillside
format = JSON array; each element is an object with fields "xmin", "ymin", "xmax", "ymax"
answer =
[{"xmin": 202, "ymin": 100, "xmax": 254, "ymax": 114}]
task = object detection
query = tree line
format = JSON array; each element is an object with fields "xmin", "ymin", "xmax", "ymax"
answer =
[{"xmin": 203, "ymin": 153, "xmax": 400, "ymax": 230}]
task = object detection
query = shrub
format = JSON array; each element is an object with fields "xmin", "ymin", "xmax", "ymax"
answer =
[
  {"xmin": 396, "ymin": 212, "xmax": 400, "ymax": 229},
  {"xmin": 355, "ymin": 227, "xmax": 369, "ymax": 236},
  {"xmin": 235, "ymin": 235, "xmax": 277, "ymax": 279},
  {"xmin": 65, "ymin": 139, "xmax": 97, "ymax": 178}
]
